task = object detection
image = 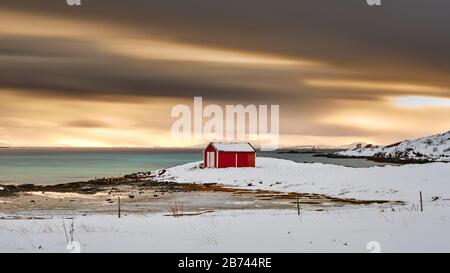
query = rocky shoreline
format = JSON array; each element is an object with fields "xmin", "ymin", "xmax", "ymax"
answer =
[
  {"xmin": 0, "ymin": 170, "xmax": 401, "ymax": 214},
  {"xmin": 313, "ymin": 153, "xmax": 436, "ymax": 165}
]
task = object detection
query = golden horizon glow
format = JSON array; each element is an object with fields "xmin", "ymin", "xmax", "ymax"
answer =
[
  {"xmin": 304, "ymin": 79, "xmax": 449, "ymax": 94},
  {"xmin": 392, "ymin": 95, "xmax": 450, "ymax": 108}
]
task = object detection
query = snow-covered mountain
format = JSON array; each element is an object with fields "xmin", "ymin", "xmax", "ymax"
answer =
[{"xmin": 335, "ymin": 130, "xmax": 450, "ymax": 162}]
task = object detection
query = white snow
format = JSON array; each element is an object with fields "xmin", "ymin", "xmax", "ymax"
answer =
[
  {"xmin": 155, "ymin": 157, "xmax": 450, "ymax": 202},
  {"xmin": 2, "ymin": 206, "xmax": 450, "ymax": 252},
  {"xmin": 336, "ymin": 147, "xmax": 382, "ymax": 157},
  {"xmin": 210, "ymin": 142, "xmax": 255, "ymax": 152},
  {"xmin": 23, "ymin": 191, "xmax": 109, "ymax": 199},
  {"xmin": 336, "ymin": 130, "xmax": 450, "ymax": 162},
  {"xmin": 2, "ymin": 157, "xmax": 450, "ymax": 253}
]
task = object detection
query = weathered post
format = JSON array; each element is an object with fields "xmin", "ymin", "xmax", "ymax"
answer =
[
  {"xmin": 297, "ymin": 194, "xmax": 300, "ymax": 215},
  {"xmin": 118, "ymin": 197, "xmax": 121, "ymax": 218},
  {"xmin": 419, "ymin": 191, "xmax": 423, "ymax": 212}
]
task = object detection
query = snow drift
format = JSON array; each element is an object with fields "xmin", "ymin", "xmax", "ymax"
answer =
[{"xmin": 154, "ymin": 157, "xmax": 450, "ymax": 202}]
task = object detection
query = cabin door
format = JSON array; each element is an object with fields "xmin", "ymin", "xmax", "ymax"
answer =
[{"xmin": 207, "ymin": 152, "xmax": 215, "ymax": 168}]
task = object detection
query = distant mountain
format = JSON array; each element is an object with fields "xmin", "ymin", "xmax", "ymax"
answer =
[
  {"xmin": 335, "ymin": 142, "xmax": 372, "ymax": 149},
  {"xmin": 336, "ymin": 130, "xmax": 450, "ymax": 162},
  {"xmin": 286, "ymin": 145, "xmax": 332, "ymax": 149},
  {"xmin": 288, "ymin": 142, "xmax": 371, "ymax": 150}
]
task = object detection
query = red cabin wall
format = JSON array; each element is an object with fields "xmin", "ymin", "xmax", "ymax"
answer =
[
  {"xmin": 217, "ymin": 151, "xmax": 256, "ymax": 168},
  {"xmin": 217, "ymin": 152, "xmax": 235, "ymax": 168},
  {"xmin": 237, "ymin": 152, "xmax": 256, "ymax": 167}
]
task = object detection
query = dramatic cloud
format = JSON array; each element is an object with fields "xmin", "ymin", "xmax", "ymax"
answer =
[{"xmin": 0, "ymin": 1, "xmax": 449, "ymax": 147}]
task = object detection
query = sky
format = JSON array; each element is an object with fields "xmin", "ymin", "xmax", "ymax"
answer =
[{"xmin": 0, "ymin": 0, "xmax": 449, "ymax": 148}]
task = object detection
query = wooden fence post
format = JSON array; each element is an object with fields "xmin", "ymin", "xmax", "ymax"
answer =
[
  {"xmin": 419, "ymin": 191, "xmax": 423, "ymax": 212},
  {"xmin": 118, "ymin": 197, "xmax": 121, "ymax": 218}
]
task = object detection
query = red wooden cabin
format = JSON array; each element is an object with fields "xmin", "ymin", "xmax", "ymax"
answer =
[{"xmin": 203, "ymin": 142, "xmax": 256, "ymax": 168}]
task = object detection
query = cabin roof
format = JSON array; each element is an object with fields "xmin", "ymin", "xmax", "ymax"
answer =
[{"xmin": 210, "ymin": 142, "xmax": 255, "ymax": 152}]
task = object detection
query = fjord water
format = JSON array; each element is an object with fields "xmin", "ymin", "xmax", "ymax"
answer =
[
  {"xmin": 0, "ymin": 148, "xmax": 391, "ymax": 185},
  {"xmin": 0, "ymin": 148, "xmax": 200, "ymax": 185}
]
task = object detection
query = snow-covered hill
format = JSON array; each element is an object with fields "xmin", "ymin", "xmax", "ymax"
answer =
[
  {"xmin": 154, "ymin": 157, "xmax": 450, "ymax": 202},
  {"xmin": 335, "ymin": 130, "xmax": 450, "ymax": 162}
]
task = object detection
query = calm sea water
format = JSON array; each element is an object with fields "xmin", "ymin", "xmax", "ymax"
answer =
[{"xmin": 0, "ymin": 148, "xmax": 392, "ymax": 185}]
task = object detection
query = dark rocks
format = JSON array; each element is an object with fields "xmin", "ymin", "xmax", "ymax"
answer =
[
  {"xmin": 0, "ymin": 185, "xmax": 15, "ymax": 197},
  {"xmin": 128, "ymin": 195, "xmax": 135, "ymax": 199},
  {"xmin": 16, "ymin": 184, "xmax": 35, "ymax": 191},
  {"xmin": 78, "ymin": 186, "xmax": 98, "ymax": 194},
  {"xmin": 277, "ymin": 150, "xmax": 301, "ymax": 154}
]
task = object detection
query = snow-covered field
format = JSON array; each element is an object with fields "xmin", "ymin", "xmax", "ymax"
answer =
[
  {"xmin": 2, "ymin": 205, "xmax": 450, "ymax": 253},
  {"xmin": 155, "ymin": 157, "xmax": 450, "ymax": 202},
  {"xmin": 2, "ymin": 157, "xmax": 450, "ymax": 252}
]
